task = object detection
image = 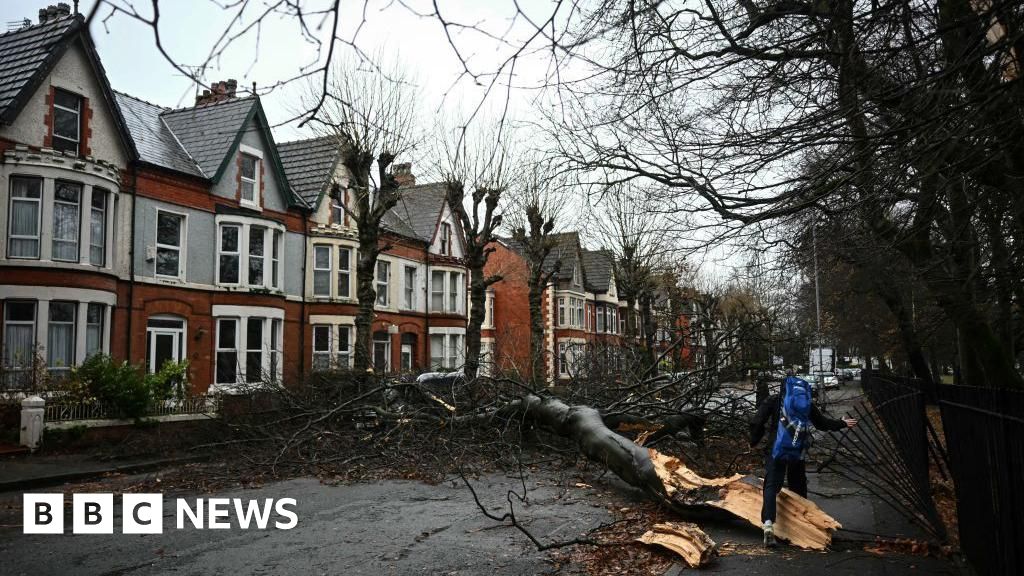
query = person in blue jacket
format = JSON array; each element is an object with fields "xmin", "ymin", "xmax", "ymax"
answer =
[{"xmin": 749, "ymin": 369, "xmax": 857, "ymax": 546}]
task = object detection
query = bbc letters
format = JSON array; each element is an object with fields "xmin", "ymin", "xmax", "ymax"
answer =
[{"xmin": 23, "ymin": 494, "xmax": 298, "ymax": 534}]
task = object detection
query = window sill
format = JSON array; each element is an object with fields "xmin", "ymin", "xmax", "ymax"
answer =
[{"xmin": 239, "ymin": 200, "xmax": 262, "ymax": 212}]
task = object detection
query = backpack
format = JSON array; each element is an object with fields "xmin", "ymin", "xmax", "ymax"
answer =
[{"xmin": 771, "ymin": 376, "xmax": 813, "ymax": 461}]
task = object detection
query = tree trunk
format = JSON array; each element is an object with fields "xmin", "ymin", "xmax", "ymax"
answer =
[
  {"xmin": 528, "ymin": 280, "xmax": 546, "ymax": 385},
  {"xmin": 465, "ymin": 266, "xmax": 486, "ymax": 380},
  {"xmin": 354, "ymin": 234, "xmax": 378, "ymax": 372}
]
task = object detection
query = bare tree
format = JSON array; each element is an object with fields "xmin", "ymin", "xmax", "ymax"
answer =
[
  {"xmin": 506, "ymin": 159, "xmax": 572, "ymax": 385},
  {"xmin": 305, "ymin": 56, "xmax": 420, "ymax": 371},
  {"xmin": 438, "ymin": 119, "xmax": 516, "ymax": 380}
]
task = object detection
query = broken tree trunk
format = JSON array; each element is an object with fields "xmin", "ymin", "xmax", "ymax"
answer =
[
  {"xmin": 637, "ymin": 522, "xmax": 717, "ymax": 567},
  {"xmin": 509, "ymin": 394, "xmax": 841, "ymax": 550}
]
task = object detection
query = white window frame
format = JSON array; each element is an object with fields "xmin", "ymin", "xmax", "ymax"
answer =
[
  {"xmin": 271, "ymin": 230, "xmax": 282, "ymax": 289},
  {"xmin": 247, "ymin": 226, "xmax": 268, "ymax": 287},
  {"xmin": 217, "ymin": 224, "xmax": 242, "ymax": 285},
  {"xmin": 597, "ymin": 305, "xmax": 605, "ymax": 332},
  {"xmin": 403, "ymin": 265, "xmax": 416, "ymax": 310},
  {"xmin": 238, "ymin": 144, "xmax": 263, "ymax": 210},
  {"xmin": 52, "ymin": 88, "xmax": 82, "ymax": 155},
  {"xmin": 558, "ymin": 342, "xmax": 568, "ymax": 377},
  {"xmin": 483, "ymin": 290, "xmax": 495, "ymax": 329},
  {"xmin": 447, "ymin": 271, "xmax": 461, "ymax": 314},
  {"xmin": 51, "ymin": 181, "xmax": 81, "ymax": 262},
  {"xmin": 146, "ymin": 315, "xmax": 186, "ymax": 373},
  {"xmin": 3, "ymin": 301, "xmax": 37, "ymax": 374},
  {"xmin": 558, "ymin": 297, "xmax": 566, "ymax": 327},
  {"xmin": 337, "ymin": 246, "xmax": 351, "ymax": 299},
  {"xmin": 85, "ymin": 303, "xmax": 105, "ymax": 358},
  {"xmin": 431, "ymin": 270, "xmax": 445, "ymax": 312},
  {"xmin": 312, "ymin": 244, "xmax": 332, "ymax": 297},
  {"xmin": 89, "ymin": 189, "xmax": 107, "ymax": 266},
  {"xmin": 336, "ymin": 325, "xmax": 351, "ymax": 368},
  {"xmin": 212, "ymin": 306, "xmax": 284, "ymax": 389},
  {"xmin": 155, "ymin": 209, "xmax": 186, "ymax": 279},
  {"xmin": 7, "ymin": 176, "xmax": 42, "ymax": 260},
  {"xmin": 46, "ymin": 301, "xmax": 76, "ymax": 377},
  {"xmin": 376, "ymin": 260, "xmax": 390, "ymax": 307},
  {"xmin": 373, "ymin": 332, "xmax": 391, "ymax": 372},
  {"xmin": 312, "ymin": 325, "xmax": 332, "ymax": 371},
  {"xmin": 440, "ymin": 222, "xmax": 451, "ymax": 255}
]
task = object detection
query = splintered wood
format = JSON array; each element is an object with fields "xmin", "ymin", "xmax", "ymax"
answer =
[
  {"xmin": 647, "ymin": 448, "xmax": 842, "ymax": 551},
  {"xmin": 637, "ymin": 522, "xmax": 717, "ymax": 567}
]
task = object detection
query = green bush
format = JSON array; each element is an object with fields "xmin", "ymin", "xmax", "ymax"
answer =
[{"xmin": 66, "ymin": 355, "xmax": 190, "ymax": 420}]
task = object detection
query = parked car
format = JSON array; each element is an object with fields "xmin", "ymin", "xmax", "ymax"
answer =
[{"xmin": 811, "ymin": 371, "xmax": 840, "ymax": 389}]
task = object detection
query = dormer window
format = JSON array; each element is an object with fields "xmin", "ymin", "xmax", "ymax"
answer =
[
  {"xmin": 52, "ymin": 89, "xmax": 82, "ymax": 155},
  {"xmin": 238, "ymin": 148, "xmax": 261, "ymax": 209}
]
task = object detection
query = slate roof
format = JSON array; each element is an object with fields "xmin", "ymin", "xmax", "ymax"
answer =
[
  {"xmin": 277, "ymin": 136, "xmax": 341, "ymax": 206},
  {"xmin": 114, "ymin": 91, "xmax": 203, "ymax": 176},
  {"xmin": 582, "ymin": 249, "xmax": 615, "ymax": 293},
  {"xmin": 544, "ymin": 232, "xmax": 583, "ymax": 280},
  {"xmin": 0, "ymin": 15, "xmax": 79, "ymax": 123},
  {"xmin": 387, "ymin": 182, "xmax": 450, "ymax": 242},
  {"xmin": 160, "ymin": 97, "xmax": 257, "ymax": 178}
]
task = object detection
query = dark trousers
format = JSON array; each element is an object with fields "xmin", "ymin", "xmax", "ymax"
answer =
[{"xmin": 760, "ymin": 456, "xmax": 808, "ymax": 523}]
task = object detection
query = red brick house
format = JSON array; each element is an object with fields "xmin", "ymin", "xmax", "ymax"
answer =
[{"xmin": 0, "ymin": 7, "xmax": 468, "ymax": 395}]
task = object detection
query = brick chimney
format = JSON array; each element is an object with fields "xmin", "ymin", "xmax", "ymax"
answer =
[
  {"xmin": 393, "ymin": 162, "xmax": 415, "ymax": 187},
  {"xmin": 195, "ymin": 79, "xmax": 239, "ymax": 106},
  {"xmin": 38, "ymin": 3, "xmax": 71, "ymax": 24}
]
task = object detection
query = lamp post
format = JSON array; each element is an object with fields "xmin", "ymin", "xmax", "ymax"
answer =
[{"xmin": 812, "ymin": 215, "xmax": 826, "ymax": 406}]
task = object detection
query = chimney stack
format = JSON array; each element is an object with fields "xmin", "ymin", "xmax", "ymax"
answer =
[
  {"xmin": 393, "ymin": 162, "xmax": 415, "ymax": 187},
  {"xmin": 38, "ymin": 3, "xmax": 71, "ymax": 24},
  {"xmin": 195, "ymin": 78, "xmax": 239, "ymax": 106}
]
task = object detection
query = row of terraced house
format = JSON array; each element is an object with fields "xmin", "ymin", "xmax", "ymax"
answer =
[{"xmin": 0, "ymin": 6, "xmax": 699, "ymax": 394}]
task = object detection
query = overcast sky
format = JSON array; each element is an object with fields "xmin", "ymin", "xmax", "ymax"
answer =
[
  {"xmin": 3, "ymin": 0, "xmax": 563, "ymax": 140},
  {"xmin": 1, "ymin": 0, "xmax": 744, "ymax": 281}
]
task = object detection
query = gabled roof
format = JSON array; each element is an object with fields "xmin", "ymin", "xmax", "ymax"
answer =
[
  {"xmin": 0, "ymin": 15, "xmax": 79, "ymax": 123},
  {"xmin": 544, "ymin": 232, "xmax": 584, "ymax": 281},
  {"xmin": 277, "ymin": 136, "xmax": 342, "ymax": 207},
  {"xmin": 160, "ymin": 97, "xmax": 257, "ymax": 179},
  {"xmin": 115, "ymin": 92, "xmax": 306, "ymax": 208},
  {"xmin": 387, "ymin": 182, "xmax": 451, "ymax": 243},
  {"xmin": 0, "ymin": 14, "xmax": 136, "ymax": 157},
  {"xmin": 115, "ymin": 91, "xmax": 203, "ymax": 176},
  {"xmin": 582, "ymin": 249, "xmax": 615, "ymax": 293}
]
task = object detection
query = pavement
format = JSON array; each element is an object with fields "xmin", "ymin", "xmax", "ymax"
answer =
[
  {"xmin": 0, "ymin": 453, "xmax": 200, "ymax": 493},
  {"xmin": 0, "ymin": 384, "xmax": 972, "ymax": 575}
]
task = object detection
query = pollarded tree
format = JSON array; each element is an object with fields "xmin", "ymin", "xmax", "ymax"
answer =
[
  {"xmin": 438, "ymin": 120, "xmax": 516, "ymax": 380},
  {"xmin": 507, "ymin": 159, "xmax": 570, "ymax": 386},
  {"xmin": 306, "ymin": 57, "xmax": 420, "ymax": 371}
]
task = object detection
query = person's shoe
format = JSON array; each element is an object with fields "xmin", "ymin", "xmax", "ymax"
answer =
[{"xmin": 763, "ymin": 521, "xmax": 776, "ymax": 548}]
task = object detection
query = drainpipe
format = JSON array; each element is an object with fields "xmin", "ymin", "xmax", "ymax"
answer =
[
  {"xmin": 126, "ymin": 164, "xmax": 137, "ymax": 362},
  {"xmin": 423, "ymin": 241, "xmax": 430, "ymax": 369},
  {"xmin": 299, "ymin": 217, "xmax": 308, "ymax": 382}
]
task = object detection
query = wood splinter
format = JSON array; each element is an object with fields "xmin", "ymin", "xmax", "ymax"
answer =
[{"xmin": 637, "ymin": 521, "xmax": 717, "ymax": 567}]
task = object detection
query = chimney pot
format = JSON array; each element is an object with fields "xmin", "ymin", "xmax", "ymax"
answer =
[
  {"xmin": 195, "ymin": 79, "xmax": 239, "ymax": 105},
  {"xmin": 393, "ymin": 163, "xmax": 415, "ymax": 186}
]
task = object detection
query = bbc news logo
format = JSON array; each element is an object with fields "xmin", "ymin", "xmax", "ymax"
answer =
[{"xmin": 23, "ymin": 494, "xmax": 298, "ymax": 534}]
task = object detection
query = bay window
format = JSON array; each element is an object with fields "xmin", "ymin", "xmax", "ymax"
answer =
[
  {"xmin": 271, "ymin": 231, "xmax": 282, "ymax": 289},
  {"xmin": 248, "ymin": 226, "xmax": 266, "ymax": 286},
  {"xmin": 558, "ymin": 342, "xmax": 568, "ymax": 376},
  {"xmin": 403, "ymin": 265, "xmax": 416, "ymax": 309},
  {"xmin": 337, "ymin": 247, "xmax": 351, "ymax": 298},
  {"xmin": 448, "ymin": 271, "xmax": 461, "ymax": 313},
  {"xmin": 558, "ymin": 297, "xmax": 566, "ymax": 326},
  {"xmin": 313, "ymin": 245, "xmax": 331, "ymax": 297},
  {"xmin": 215, "ymin": 318, "xmax": 238, "ymax": 384},
  {"xmin": 47, "ymin": 301, "xmax": 76, "ymax": 378},
  {"xmin": 218, "ymin": 225, "xmax": 241, "ymax": 284},
  {"xmin": 429, "ymin": 332, "xmax": 464, "ymax": 370},
  {"xmin": 52, "ymin": 181, "xmax": 80, "ymax": 261},
  {"xmin": 245, "ymin": 318, "xmax": 264, "ymax": 382},
  {"xmin": 336, "ymin": 325, "xmax": 351, "ymax": 368},
  {"xmin": 269, "ymin": 319, "xmax": 282, "ymax": 380},
  {"xmin": 217, "ymin": 220, "xmax": 284, "ymax": 289},
  {"xmin": 431, "ymin": 270, "xmax": 445, "ymax": 312},
  {"xmin": 85, "ymin": 303, "xmax": 104, "ymax": 357},
  {"xmin": 312, "ymin": 325, "xmax": 331, "ymax": 371},
  {"xmin": 597, "ymin": 305, "xmax": 605, "ymax": 332},
  {"xmin": 8, "ymin": 177, "xmax": 42, "ymax": 258},
  {"xmin": 89, "ymin": 190, "xmax": 107, "ymax": 266},
  {"xmin": 376, "ymin": 261, "xmax": 390, "ymax": 307},
  {"xmin": 156, "ymin": 210, "xmax": 185, "ymax": 278},
  {"xmin": 3, "ymin": 301, "xmax": 36, "ymax": 375}
]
